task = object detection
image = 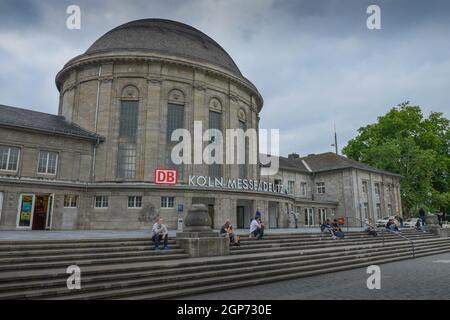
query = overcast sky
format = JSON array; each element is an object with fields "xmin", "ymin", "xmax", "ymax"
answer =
[{"xmin": 0, "ymin": 0, "xmax": 449, "ymax": 156}]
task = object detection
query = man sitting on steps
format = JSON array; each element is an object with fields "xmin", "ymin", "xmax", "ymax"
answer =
[
  {"xmin": 250, "ymin": 216, "xmax": 264, "ymax": 240},
  {"xmin": 151, "ymin": 218, "xmax": 169, "ymax": 252}
]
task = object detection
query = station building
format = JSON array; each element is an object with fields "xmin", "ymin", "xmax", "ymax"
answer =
[{"xmin": 0, "ymin": 19, "xmax": 402, "ymax": 231}]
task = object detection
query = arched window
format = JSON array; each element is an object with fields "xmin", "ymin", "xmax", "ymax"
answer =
[{"xmin": 117, "ymin": 85, "xmax": 139, "ymax": 179}]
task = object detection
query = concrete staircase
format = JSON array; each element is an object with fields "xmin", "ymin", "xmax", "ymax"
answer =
[{"xmin": 0, "ymin": 230, "xmax": 448, "ymax": 299}]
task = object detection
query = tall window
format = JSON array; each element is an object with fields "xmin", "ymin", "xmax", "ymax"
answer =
[
  {"xmin": 362, "ymin": 180, "xmax": 368, "ymax": 193},
  {"xmin": 0, "ymin": 146, "xmax": 20, "ymax": 171},
  {"xmin": 238, "ymin": 120, "xmax": 247, "ymax": 178},
  {"xmin": 117, "ymin": 100, "xmax": 138, "ymax": 179},
  {"xmin": 316, "ymin": 182, "xmax": 325, "ymax": 194},
  {"xmin": 288, "ymin": 181, "xmax": 295, "ymax": 195},
  {"xmin": 300, "ymin": 182, "xmax": 307, "ymax": 196},
  {"xmin": 167, "ymin": 103, "xmax": 185, "ymax": 179},
  {"xmin": 363, "ymin": 202, "xmax": 369, "ymax": 219},
  {"xmin": 208, "ymin": 110, "xmax": 222, "ymax": 178},
  {"xmin": 374, "ymin": 183, "xmax": 380, "ymax": 197},
  {"xmin": 38, "ymin": 151, "xmax": 58, "ymax": 174},
  {"xmin": 376, "ymin": 203, "xmax": 381, "ymax": 219}
]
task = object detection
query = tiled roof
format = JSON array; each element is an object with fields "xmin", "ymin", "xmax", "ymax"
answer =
[
  {"xmin": 264, "ymin": 152, "xmax": 400, "ymax": 177},
  {"xmin": 0, "ymin": 104, "xmax": 102, "ymax": 141}
]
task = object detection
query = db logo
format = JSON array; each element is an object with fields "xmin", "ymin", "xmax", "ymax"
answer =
[{"xmin": 154, "ymin": 168, "xmax": 178, "ymax": 185}]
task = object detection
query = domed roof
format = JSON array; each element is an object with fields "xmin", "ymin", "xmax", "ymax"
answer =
[{"xmin": 85, "ymin": 19, "xmax": 242, "ymax": 77}]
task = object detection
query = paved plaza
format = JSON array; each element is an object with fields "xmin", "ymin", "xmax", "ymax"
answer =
[{"xmin": 180, "ymin": 252, "xmax": 450, "ymax": 300}]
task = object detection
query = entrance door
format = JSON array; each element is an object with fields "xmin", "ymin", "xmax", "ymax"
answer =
[
  {"xmin": 304, "ymin": 208, "xmax": 314, "ymax": 227},
  {"xmin": 207, "ymin": 204, "xmax": 214, "ymax": 229},
  {"xmin": 32, "ymin": 195, "xmax": 48, "ymax": 230},
  {"xmin": 237, "ymin": 206, "xmax": 245, "ymax": 229},
  {"xmin": 17, "ymin": 194, "xmax": 35, "ymax": 229}
]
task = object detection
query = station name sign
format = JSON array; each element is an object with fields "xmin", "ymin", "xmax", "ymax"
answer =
[{"xmin": 188, "ymin": 175, "xmax": 286, "ymax": 195}]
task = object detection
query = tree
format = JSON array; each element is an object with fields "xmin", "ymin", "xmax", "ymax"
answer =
[{"xmin": 343, "ymin": 102, "xmax": 450, "ymax": 216}]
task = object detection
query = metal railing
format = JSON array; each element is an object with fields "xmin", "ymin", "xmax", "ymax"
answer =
[{"xmin": 344, "ymin": 216, "xmax": 415, "ymax": 258}]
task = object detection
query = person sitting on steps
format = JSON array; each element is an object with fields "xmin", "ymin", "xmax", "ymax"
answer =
[
  {"xmin": 220, "ymin": 219, "xmax": 240, "ymax": 246},
  {"xmin": 250, "ymin": 216, "xmax": 264, "ymax": 240},
  {"xmin": 386, "ymin": 219, "xmax": 400, "ymax": 233},
  {"xmin": 320, "ymin": 219, "xmax": 335, "ymax": 238},
  {"xmin": 151, "ymin": 218, "xmax": 169, "ymax": 252}
]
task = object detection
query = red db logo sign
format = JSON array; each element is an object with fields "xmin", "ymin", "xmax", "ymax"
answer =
[{"xmin": 154, "ymin": 168, "xmax": 178, "ymax": 185}]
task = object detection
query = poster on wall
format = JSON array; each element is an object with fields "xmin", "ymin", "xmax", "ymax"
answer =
[{"xmin": 19, "ymin": 195, "xmax": 34, "ymax": 227}]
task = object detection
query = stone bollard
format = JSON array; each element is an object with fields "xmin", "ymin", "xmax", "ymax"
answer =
[
  {"xmin": 425, "ymin": 215, "xmax": 449, "ymax": 237},
  {"xmin": 176, "ymin": 204, "xmax": 229, "ymax": 257}
]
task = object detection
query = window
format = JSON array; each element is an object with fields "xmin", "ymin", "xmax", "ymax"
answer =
[
  {"xmin": 376, "ymin": 203, "xmax": 381, "ymax": 219},
  {"xmin": 117, "ymin": 100, "xmax": 138, "ymax": 179},
  {"xmin": 319, "ymin": 208, "xmax": 327, "ymax": 225},
  {"xmin": 0, "ymin": 146, "xmax": 20, "ymax": 171},
  {"xmin": 128, "ymin": 196, "xmax": 142, "ymax": 208},
  {"xmin": 300, "ymin": 182, "xmax": 307, "ymax": 196},
  {"xmin": 387, "ymin": 203, "xmax": 392, "ymax": 215},
  {"xmin": 208, "ymin": 110, "xmax": 222, "ymax": 178},
  {"xmin": 362, "ymin": 180, "xmax": 368, "ymax": 193},
  {"xmin": 288, "ymin": 181, "xmax": 295, "ymax": 195},
  {"xmin": 363, "ymin": 202, "xmax": 369, "ymax": 219},
  {"xmin": 316, "ymin": 182, "xmax": 325, "ymax": 194},
  {"xmin": 166, "ymin": 103, "xmax": 185, "ymax": 178},
  {"xmin": 161, "ymin": 196, "xmax": 175, "ymax": 208},
  {"xmin": 64, "ymin": 195, "xmax": 78, "ymax": 208},
  {"xmin": 238, "ymin": 119, "xmax": 247, "ymax": 178},
  {"xmin": 375, "ymin": 183, "xmax": 381, "ymax": 197},
  {"xmin": 37, "ymin": 151, "xmax": 58, "ymax": 174},
  {"xmin": 94, "ymin": 196, "xmax": 108, "ymax": 208}
]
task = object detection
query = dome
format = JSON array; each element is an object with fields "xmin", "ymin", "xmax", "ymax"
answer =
[{"xmin": 84, "ymin": 19, "xmax": 242, "ymax": 77}]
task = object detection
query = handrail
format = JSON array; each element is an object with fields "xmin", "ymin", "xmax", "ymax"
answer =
[{"xmin": 344, "ymin": 216, "xmax": 415, "ymax": 258}]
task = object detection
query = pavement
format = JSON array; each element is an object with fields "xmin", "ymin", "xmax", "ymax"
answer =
[
  {"xmin": 0, "ymin": 227, "xmax": 365, "ymax": 241},
  {"xmin": 178, "ymin": 251, "xmax": 450, "ymax": 300}
]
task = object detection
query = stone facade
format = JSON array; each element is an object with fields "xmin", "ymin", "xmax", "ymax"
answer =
[{"xmin": 0, "ymin": 19, "xmax": 402, "ymax": 231}]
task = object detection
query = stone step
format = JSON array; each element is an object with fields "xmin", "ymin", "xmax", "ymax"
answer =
[
  {"xmin": 1, "ymin": 241, "xmax": 448, "ymax": 299},
  {"xmin": 117, "ymin": 246, "xmax": 450, "ymax": 300},
  {"xmin": 0, "ymin": 239, "xmax": 430, "ymax": 293},
  {"xmin": 0, "ymin": 244, "xmax": 182, "ymax": 258},
  {"xmin": 230, "ymin": 237, "xmax": 447, "ymax": 255},
  {"xmin": 0, "ymin": 240, "xmax": 177, "ymax": 252},
  {"xmin": 0, "ymin": 252, "xmax": 190, "ymax": 272},
  {"xmin": 0, "ymin": 238, "xmax": 429, "ymax": 285},
  {"xmin": 237, "ymin": 233, "xmax": 436, "ymax": 244},
  {"xmin": 43, "ymin": 245, "xmax": 450, "ymax": 300},
  {"xmin": 233, "ymin": 235, "xmax": 439, "ymax": 250}
]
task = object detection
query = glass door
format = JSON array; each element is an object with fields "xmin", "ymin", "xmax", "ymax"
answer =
[
  {"xmin": 45, "ymin": 194, "xmax": 55, "ymax": 230},
  {"xmin": 304, "ymin": 208, "xmax": 314, "ymax": 227},
  {"xmin": 319, "ymin": 208, "xmax": 327, "ymax": 225},
  {"xmin": 16, "ymin": 194, "xmax": 35, "ymax": 229}
]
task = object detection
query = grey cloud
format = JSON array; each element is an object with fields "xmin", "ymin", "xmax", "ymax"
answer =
[{"xmin": 0, "ymin": 0, "xmax": 449, "ymax": 156}]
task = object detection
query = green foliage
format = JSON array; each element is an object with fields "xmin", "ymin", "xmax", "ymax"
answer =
[{"xmin": 343, "ymin": 102, "xmax": 450, "ymax": 215}]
